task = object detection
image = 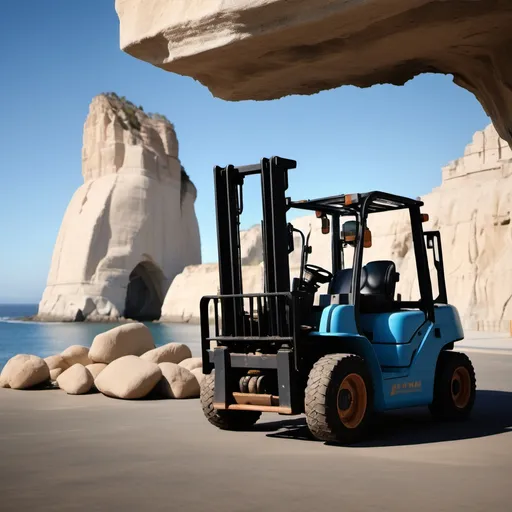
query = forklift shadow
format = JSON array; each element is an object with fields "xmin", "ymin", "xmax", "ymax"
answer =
[
  {"xmin": 253, "ymin": 417, "xmax": 313, "ymax": 441},
  {"xmin": 258, "ymin": 390, "xmax": 512, "ymax": 446}
]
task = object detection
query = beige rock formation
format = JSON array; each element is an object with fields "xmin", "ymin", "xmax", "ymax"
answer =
[
  {"xmin": 140, "ymin": 342, "xmax": 191, "ymax": 364},
  {"xmin": 399, "ymin": 124, "xmax": 512, "ymax": 331},
  {"xmin": 115, "ymin": 0, "xmax": 512, "ymax": 147},
  {"xmin": 240, "ymin": 225, "xmax": 263, "ymax": 265},
  {"xmin": 57, "ymin": 364, "xmax": 94, "ymax": 395},
  {"xmin": 85, "ymin": 363, "xmax": 108, "ymax": 380},
  {"xmin": 190, "ymin": 367, "xmax": 205, "ymax": 386},
  {"xmin": 313, "ymin": 124, "xmax": 512, "ymax": 331},
  {"xmin": 160, "ymin": 263, "xmax": 264, "ymax": 322},
  {"xmin": 160, "ymin": 264, "xmax": 219, "ymax": 322},
  {"xmin": 178, "ymin": 357, "xmax": 202, "ymax": 372},
  {"xmin": 37, "ymin": 93, "xmax": 201, "ymax": 322},
  {"xmin": 61, "ymin": 345, "xmax": 93, "ymax": 367},
  {"xmin": 0, "ymin": 355, "xmax": 50, "ymax": 390},
  {"xmin": 162, "ymin": 123, "xmax": 512, "ymax": 332},
  {"xmin": 50, "ymin": 368, "xmax": 64, "ymax": 381},
  {"xmin": 44, "ymin": 355, "xmax": 70, "ymax": 372},
  {"xmin": 89, "ymin": 323, "xmax": 155, "ymax": 364},
  {"xmin": 95, "ymin": 355, "xmax": 162, "ymax": 399},
  {"xmin": 157, "ymin": 363, "xmax": 200, "ymax": 399}
]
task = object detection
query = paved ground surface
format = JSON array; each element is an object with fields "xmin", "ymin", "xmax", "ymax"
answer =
[{"xmin": 1, "ymin": 345, "xmax": 512, "ymax": 511}]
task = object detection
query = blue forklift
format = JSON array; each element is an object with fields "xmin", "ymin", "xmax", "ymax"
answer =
[{"xmin": 200, "ymin": 157, "xmax": 476, "ymax": 444}]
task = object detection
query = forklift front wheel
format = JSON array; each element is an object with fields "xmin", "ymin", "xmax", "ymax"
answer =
[
  {"xmin": 200, "ymin": 372, "xmax": 261, "ymax": 431},
  {"xmin": 305, "ymin": 354, "xmax": 374, "ymax": 444}
]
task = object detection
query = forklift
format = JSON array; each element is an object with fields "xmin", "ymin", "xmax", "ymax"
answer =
[{"xmin": 199, "ymin": 157, "xmax": 476, "ymax": 444}]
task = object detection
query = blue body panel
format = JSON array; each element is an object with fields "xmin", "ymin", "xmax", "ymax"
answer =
[
  {"xmin": 360, "ymin": 311, "xmax": 426, "ymax": 367},
  {"xmin": 312, "ymin": 304, "xmax": 464, "ymax": 412}
]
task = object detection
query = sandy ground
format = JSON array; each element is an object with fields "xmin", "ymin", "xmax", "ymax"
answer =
[{"xmin": 1, "ymin": 349, "xmax": 512, "ymax": 512}]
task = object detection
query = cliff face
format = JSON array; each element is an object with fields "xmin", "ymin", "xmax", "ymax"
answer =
[
  {"xmin": 38, "ymin": 94, "xmax": 201, "ymax": 321},
  {"xmin": 115, "ymin": 0, "xmax": 512, "ymax": 148},
  {"xmin": 416, "ymin": 125, "xmax": 512, "ymax": 331},
  {"xmin": 291, "ymin": 123, "xmax": 512, "ymax": 332},
  {"xmin": 162, "ymin": 123, "xmax": 512, "ymax": 332},
  {"xmin": 161, "ymin": 264, "xmax": 264, "ymax": 323}
]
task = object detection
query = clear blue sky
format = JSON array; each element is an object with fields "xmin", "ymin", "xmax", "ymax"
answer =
[{"xmin": 0, "ymin": 1, "xmax": 490, "ymax": 303}]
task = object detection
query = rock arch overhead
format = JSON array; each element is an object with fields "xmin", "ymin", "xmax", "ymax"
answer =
[
  {"xmin": 124, "ymin": 261, "xmax": 166, "ymax": 321},
  {"xmin": 115, "ymin": 0, "xmax": 512, "ymax": 147}
]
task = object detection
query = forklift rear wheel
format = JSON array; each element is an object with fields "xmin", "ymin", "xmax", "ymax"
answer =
[
  {"xmin": 200, "ymin": 372, "xmax": 261, "ymax": 430},
  {"xmin": 429, "ymin": 351, "xmax": 476, "ymax": 421},
  {"xmin": 305, "ymin": 354, "xmax": 374, "ymax": 444}
]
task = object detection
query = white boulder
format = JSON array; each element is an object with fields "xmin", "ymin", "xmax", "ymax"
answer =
[
  {"xmin": 95, "ymin": 355, "xmax": 162, "ymax": 399},
  {"xmin": 190, "ymin": 367, "xmax": 205, "ymax": 386},
  {"xmin": 61, "ymin": 345, "xmax": 92, "ymax": 367},
  {"xmin": 57, "ymin": 364, "xmax": 94, "ymax": 395},
  {"xmin": 85, "ymin": 363, "xmax": 107, "ymax": 380},
  {"xmin": 89, "ymin": 323, "xmax": 155, "ymax": 364},
  {"xmin": 140, "ymin": 342, "xmax": 191, "ymax": 364},
  {"xmin": 0, "ymin": 355, "xmax": 50, "ymax": 390},
  {"xmin": 44, "ymin": 355, "xmax": 70, "ymax": 372},
  {"xmin": 178, "ymin": 357, "xmax": 202, "ymax": 372},
  {"xmin": 50, "ymin": 368, "xmax": 64, "ymax": 381},
  {"xmin": 158, "ymin": 363, "xmax": 200, "ymax": 399}
]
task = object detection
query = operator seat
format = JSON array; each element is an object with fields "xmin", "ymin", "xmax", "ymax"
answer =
[
  {"xmin": 360, "ymin": 261, "xmax": 399, "ymax": 313},
  {"xmin": 326, "ymin": 260, "xmax": 399, "ymax": 313},
  {"xmin": 328, "ymin": 268, "xmax": 359, "ymax": 294}
]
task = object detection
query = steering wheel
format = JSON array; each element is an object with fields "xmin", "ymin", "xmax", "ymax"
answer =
[{"xmin": 304, "ymin": 264, "xmax": 333, "ymax": 285}]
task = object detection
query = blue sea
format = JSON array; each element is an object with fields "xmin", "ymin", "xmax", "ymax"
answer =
[{"xmin": 0, "ymin": 304, "xmax": 201, "ymax": 370}]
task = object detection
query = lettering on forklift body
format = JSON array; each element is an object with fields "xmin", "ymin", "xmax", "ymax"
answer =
[{"xmin": 390, "ymin": 380, "xmax": 422, "ymax": 396}]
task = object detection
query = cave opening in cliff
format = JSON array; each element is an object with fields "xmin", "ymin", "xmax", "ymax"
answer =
[{"xmin": 124, "ymin": 262, "xmax": 165, "ymax": 321}]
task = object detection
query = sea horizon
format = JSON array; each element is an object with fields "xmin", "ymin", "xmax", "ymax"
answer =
[{"xmin": 0, "ymin": 303, "xmax": 39, "ymax": 321}]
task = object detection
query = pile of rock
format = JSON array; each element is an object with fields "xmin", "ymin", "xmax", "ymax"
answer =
[{"xmin": 0, "ymin": 323, "xmax": 204, "ymax": 400}]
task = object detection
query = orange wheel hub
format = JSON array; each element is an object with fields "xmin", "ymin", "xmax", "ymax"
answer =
[
  {"xmin": 451, "ymin": 366, "xmax": 471, "ymax": 409},
  {"xmin": 337, "ymin": 373, "xmax": 367, "ymax": 429}
]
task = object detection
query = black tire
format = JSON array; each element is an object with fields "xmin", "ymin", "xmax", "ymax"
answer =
[
  {"xmin": 429, "ymin": 351, "xmax": 476, "ymax": 421},
  {"xmin": 200, "ymin": 372, "xmax": 261, "ymax": 430},
  {"xmin": 305, "ymin": 354, "xmax": 374, "ymax": 444}
]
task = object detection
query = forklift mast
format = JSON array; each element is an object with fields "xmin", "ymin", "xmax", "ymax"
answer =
[{"xmin": 213, "ymin": 157, "xmax": 297, "ymax": 334}]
